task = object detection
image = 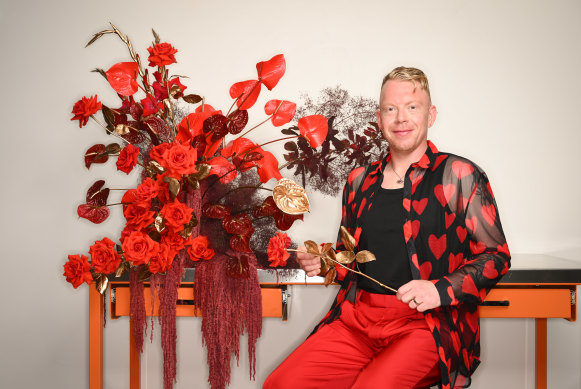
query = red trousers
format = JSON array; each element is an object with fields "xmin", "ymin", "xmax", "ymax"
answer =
[{"xmin": 263, "ymin": 290, "xmax": 440, "ymax": 389}]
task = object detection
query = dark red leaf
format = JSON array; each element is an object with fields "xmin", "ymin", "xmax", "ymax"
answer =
[
  {"xmin": 77, "ymin": 203, "xmax": 110, "ymax": 224},
  {"xmin": 252, "ymin": 196, "xmax": 278, "ymax": 218},
  {"xmin": 229, "ymin": 234, "xmax": 253, "ymax": 253},
  {"xmin": 203, "ymin": 114, "xmax": 229, "ymax": 142},
  {"xmin": 229, "ymin": 80, "xmax": 261, "ymax": 110},
  {"xmin": 85, "ymin": 144, "xmax": 109, "ymax": 169},
  {"xmin": 120, "ymin": 121, "xmax": 146, "ymax": 144},
  {"xmin": 274, "ymin": 212, "xmax": 303, "ymax": 231},
  {"xmin": 129, "ymin": 102, "xmax": 143, "ymax": 120},
  {"xmin": 264, "ymin": 100, "xmax": 296, "ymax": 126},
  {"xmin": 144, "ymin": 116, "xmax": 172, "ymax": 143},
  {"xmin": 85, "ymin": 180, "xmax": 110, "ymax": 206},
  {"xmin": 106, "ymin": 62, "xmax": 139, "ymax": 96},
  {"xmin": 202, "ymin": 203, "xmax": 231, "ymax": 219},
  {"xmin": 256, "ymin": 54, "xmax": 285, "ymax": 90},
  {"xmin": 227, "ymin": 110, "xmax": 248, "ymax": 134}
]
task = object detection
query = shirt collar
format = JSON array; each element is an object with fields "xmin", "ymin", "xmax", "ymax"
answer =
[{"xmin": 370, "ymin": 140, "xmax": 440, "ymax": 177}]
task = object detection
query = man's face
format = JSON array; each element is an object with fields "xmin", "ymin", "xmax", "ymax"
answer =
[{"xmin": 376, "ymin": 80, "xmax": 437, "ymax": 156}]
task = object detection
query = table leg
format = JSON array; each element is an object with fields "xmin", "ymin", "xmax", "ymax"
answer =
[
  {"xmin": 89, "ymin": 285, "xmax": 103, "ymax": 389},
  {"xmin": 130, "ymin": 318, "xmax": 141, "ymax": 389},
  {"xmin": 535, "ymin": 318, "xmax": 547, "ymax": 389}
]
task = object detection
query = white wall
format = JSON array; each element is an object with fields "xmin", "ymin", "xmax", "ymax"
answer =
[{"xmin": 1, "ymin": 0, "xmax": 580, "ymax": 388}]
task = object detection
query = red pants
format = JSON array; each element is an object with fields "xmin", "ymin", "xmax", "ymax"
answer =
[{"xmin": 263, "ymin": 290, "xmax": 440, "ymax": 389}]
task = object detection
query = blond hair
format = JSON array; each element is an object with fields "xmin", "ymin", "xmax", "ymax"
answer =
[{"xmin": 381, "ymin": 66, "xmax": 431, "ymax": 99}]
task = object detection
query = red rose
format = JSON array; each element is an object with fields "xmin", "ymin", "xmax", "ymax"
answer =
[
  {"xmin": 161, "ymin": 198, "xmax": 194, "ymax": 232},
  {"xmin": 89, "ymin": 237, "xmax": 121, "ymax": 274},
  {"xmin": 122, "ymin": 230, "xmax": 159, "ymax": 266},
  {"xmin": 147, "ymin": 43, "xmax": 178, "ymax": 67},
  {"xmin": 150, "ymin": 143, "xmax": 171, "ymax": 164},
  {"xmin": 162, "ymin": 142, "xmax": 198, "ymax": 177},
  {"xmin": 123, "ymin": 203, "xmax": 155, "ymax": 230},
  {"xmin": 162, "ymin": 230, "xmax": 188, "ymax": 254},
  {"xmin": 148, "ymin": 244, "xmax": 174, "ymax": 274},
  {"xmin": 267, "ymin": 232, "xmax": 291, "ymax": 267},
  {"xmin": 71, "ymin": 95, "xmax": 102, "ymax": 128},
  {"xmin": 155, "ymin": 172, "xmax": 171, "ymax": 204},
  {"xmin": 63, "ymin": 254, "xmax": 93, "ymax": 288},
  {"xmin": 187, "ymin": 235, "xmax": 215, "ymax": 261},
  {"xmin": 134, "ymin": 177, "xmax": 159, "ymax": 204},
  {"xmin": 117, "ymin": 144, "xmax": 140, "ymax": 174}
]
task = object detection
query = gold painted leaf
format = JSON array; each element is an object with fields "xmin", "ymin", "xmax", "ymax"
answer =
[
  {"xmin": 191, "ymin": 163, "xmax": 211, "ymax": 181},
  {"xmin": 324, "ymin": 268, "xmax": 337, "ymax": 286},
  {"xmin": 183, "ymin": 94, "xmax": 202, "ymax": 104},
  {"xmin": 115, "ymin": 262, "xmax": 129, "ymax": 278},
  {"xmin": 138, "ymin": 268, "xmax": 152, "ymax": 282},
  {"xmin": 320, "ymin": 257, "xmax": 331, "ymax": 275},
  {"xmin": 272, "ymin": 178, "xmax": 310, "ymax": 215},
  {"xmin": 320, "ymin": 242, "xmax": 333, "ymax": 255},
  {"xmin": 355, "ymin": 250, "xmax": 376, "ymax": 263},
  {"xmin": 155, "ymin": 213, "xmax": 165, "ymax": 232},
  {"xmin": 335, "ymin": 250, "xmax": 355, "ymax": 264},
  {"xmin": 149, "ymin": 160, "xmax": 165, "ymax": 174},
  {"xmin": 91, "ymin": 68, "xmax": 108, "ymax": 81},
  {"xmin": 186, "ymin": 176, "xmax": 200, "ymax": 190},
  {"xmin": 115, "ymin": 124, "xmax": 130, "ymax": 135},
  {"xmin": 106, "ymin": 143, "xmax": 121, "ymax": 154},
  {"xmin": 304, "ymin": 240, "xmax": 320, "ymax": 256},
  {"xmin": 163, "ymin": 176, "xmax": 181, "ymax": 200},
  {"xmin": 340, "ymin": 226, "xmax": 355, "ymax": 252},
  {"xmin": 95, "ymin": 274, "xmax": 108, "ymax": 294},
  {"xmin": 102, "ymin": 105, "xmax": 116, "ymax": 129},
  {"xmin": 152, "ymin": 28, "xmax": 160, "ymax": 44}
]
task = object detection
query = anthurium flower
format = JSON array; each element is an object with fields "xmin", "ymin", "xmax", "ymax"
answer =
[
  {"xmin": 176, "ymin": 105, "xmax": 223, "ymax": 157},
  {"xmin": 267, "ymin": 232, "xmax": 291, "ymax": 267},
  {"xmin": 140, "ymin": 94, "xmax": 163, "ymax": 117},
  {"xmin": 106, "ymin": 62, "xmax": 139, "ymax": 96},
  {"xmin": 147, "ymin": 42, "xmax": 178, "ymax": 67},
  {"xmin": 264, "ymin": 100, "xmax": 296, "ymax": 127},
  {"xmin": 71, "ymin": 95, "xmax": 102, "ymax": 128},
  {"xmin": 222, "ymin": 214, "xmax": 254, "ymax": 236},
  {"xmin": 63, "ymin": 254, "xmax": 93, "ymax": 288},
  {"xmin": 297, "ymin": 115, "xmax": 329, "ymax": 148},
  {"xmin": 254, "ymin": 148, "xmax": 282, "ymax": 183},
  {"xmin": 229, "ymin": 80, "xmax": 261, "ymax": 110},
  {"xmin": 207, "ymin": 156, "xmax": 237, "ymax": 183},
  {"xmin": 77, "ymin": 180, "xmax": 110, "ymax": 224},
  {"xmin": 257, "ymin": 54, "xmax": 285, "ymax": 90}
]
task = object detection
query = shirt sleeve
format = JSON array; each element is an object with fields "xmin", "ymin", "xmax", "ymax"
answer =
[{"xmin": 434, "ymin": 162, "xmax": 511, "ymax": 306}]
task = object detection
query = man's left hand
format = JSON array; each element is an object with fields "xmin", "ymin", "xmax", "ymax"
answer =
[{"xmin": 396, "ymin": 280, "xmax": 441, "ymax": 312}]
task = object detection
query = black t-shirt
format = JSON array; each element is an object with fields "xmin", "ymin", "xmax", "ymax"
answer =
[{"xmin": 357, "ymin": 187, "xmax": 412, "ymax": 294}]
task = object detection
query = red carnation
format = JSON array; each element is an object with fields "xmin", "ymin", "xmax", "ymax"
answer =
[
  {"xmin": 147, "ymin": 43, "xmax": 178, "ymax": 67},
  {"xmin": 117, "ymin": 144, "xmax": 140, "ymax": 174},
  {"xmin": 187, "ymin": 235, "xmax": 215, "ymax": 261},
  {"xmin": 63, "ymin": 254, "xmax": 93, "ymax": 288},
  {"xmin": 89, "ymin": 237, "xmax": 121, "ymax": 274},
  {"xmin": 161, "ymin": 198, "xmax": 194, "ymax": 232},
  {"xmin": 71, "ymin": 95, "xmax": 102, "ymax": 128},
  {"xmin": 267, "ymin": 232, "xmax": 291, "ymax": 267}
]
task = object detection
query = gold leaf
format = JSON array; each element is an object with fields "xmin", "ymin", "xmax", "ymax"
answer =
[
  {"xmin": 355, "ymin": 250, "xmax": 376, "ymax": 264},
  {"xmin": 155, "ymin": 213, "xmax": 165, "ymax": 232},
  {"xmin": 163, "ymin": 176, "xmax": 181, "ymax": 200},
  {"xmin": 340, "ymin": 226, "xmax": 355, "ymax": 252},
  {"xmin": 152, "ymin": 28, "xmax": 160, "ymax": 44},
  {"xmin": 320, "ymin": 242, "xmax": 333, "ymax": 255},
  {"xmin": 148, "ymin": 229, "xmax": 161, "ymax": 242},
  {"xmin": 102, "ymin": 105, "xmax": 116, "ymax": 129},
  {"xmin": 304, "ymin": 240, "xmax": 320, "ymax": 256},
  {"xmin": 320, "ymin": 257, "xmax": 331, "ymax": 275},
  {"xmin": 325, "ymin": 248, "xmax": 337, "ymax": 262},
  {"xmin": 186, "ymin": 176, "xmax": 200, "ymax": 190},
  {"xmin": 91, "ymin": 68, "xmax": 108, "ymax": 81},
  {"xmin": 115, "ymin": 124, "xmax": 130, "ymax": 135},
  {"xmin": 149, "ymin": 160, "xmax": 165, "ymax": 174},
  {"xmin": 106, "ymin": 143, "xmax": 121, "ymax": 154},
  {"xmin": 335, "ymin": 251, "xmax": 355, "ymax": 264},
  {"xmin": 85, "ymin": 29, "xmax": 115, "ymax": 47},
  {"xmin": 272, "ymin": 178, "xmax": 310, "ymax": 215},
  {"xmin": 324, "ymin": 268, "xmax": 337, "ymax": 286},
  {"xmin": 170, "ymin": 85, "xmax": 183, "ymax": 99},
  {"xmin": 179, "ymin": 226, "xmax": 193, "ymax": 239},
  {"xmin": 115, "ymin": 262, "xmax": 129, "ymax": 278},
  {"xmin": 191, "ymin": 163, "xmax": 211, "ymax": 181},
  {"xmin": 138, "ymin": 268, "xmax": 152, "ymax": 282},
  {"xmin": 96, "ymin": 274, "xmax": 109, "ymax": 294}
]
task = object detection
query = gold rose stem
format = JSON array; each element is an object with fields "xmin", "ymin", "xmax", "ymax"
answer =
[
  {"xmin": 289, "ymin": 249, "xmax": 398, "ymax": 293},
  {"xmin": 90, "ymin": 115, "xmax": 131, "ymax": 145}
]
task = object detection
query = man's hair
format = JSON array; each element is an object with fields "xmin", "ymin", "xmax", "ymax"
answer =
[{"xmin": 381, "ymin": 66, "xmax": 431, "ymax": 99}]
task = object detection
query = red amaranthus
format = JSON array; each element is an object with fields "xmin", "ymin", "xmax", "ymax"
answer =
[{"xmin": 63, "ymin": 24, "xmax": 327, "ymax": 389}]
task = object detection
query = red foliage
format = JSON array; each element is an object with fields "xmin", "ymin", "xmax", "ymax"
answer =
[
  {"xmin": 106, "ymin": 62, "xmax": 139, "ymax": 96},
  {"xmin": 229, "ymin": 80, "xmax": 261, "ymax": 110},
  {"xmin": 264, "ymin": 100, "xmax": 296, "ymax": 127},
  {"xmin": 298, "ymin": 115, "xmax": 329, "ymax": 148},
  {"xmin": 256, "ymin": 54, "xmax": 286, "ymax": 90}
]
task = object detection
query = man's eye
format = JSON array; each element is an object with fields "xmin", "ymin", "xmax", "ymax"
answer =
[
  {"xmin": 387, "ymin": 107, "xmax": 395, "ymax": 112},
  {"xmin": 410, "ymin": 105, "xmax": 416, "ymax": 110}
]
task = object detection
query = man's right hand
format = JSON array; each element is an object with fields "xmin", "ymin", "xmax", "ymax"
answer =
[{"xmin": 296, "ymin": 245, "xmax": 321, "ymax": 277}]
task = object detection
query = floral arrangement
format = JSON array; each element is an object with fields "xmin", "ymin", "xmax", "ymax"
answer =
[{"xmin": 63, "ymin": 24, "xmax": 326, "ymax": 389}]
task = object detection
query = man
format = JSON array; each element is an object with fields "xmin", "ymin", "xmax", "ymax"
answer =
[{"xmin": 264, "ymin": 67, "xmax": 510, "ymax": 388}]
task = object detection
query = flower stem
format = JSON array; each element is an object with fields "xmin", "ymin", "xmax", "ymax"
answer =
[{"xmin": 288, "ymin": 249, "xmax": 398, "ymax": 293}]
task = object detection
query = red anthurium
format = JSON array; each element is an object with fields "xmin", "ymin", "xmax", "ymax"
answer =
[
  {"xmin": 264, "ymin": 100, "xmax": 296, "ymax": 127},
  {"xmin": 256, "ymin": 54, "xmax": 286, "ymax": 90},
  {"xmin": 229, "ymin": 80, "xmax": 261, "ymax": 110},
  {"xmin": 106, "ymin": 62, "xmax": 139, "ymax": 96},
  {"xmin": 254, "ymin": 148, "xmax": 282, "ymax": 183},
  {"xmin": 140, "ymin": 94, "xmax": 164, "ymax": 117},
  {"xmin": 274, "ymin": 211, "xmax": 303, "ymax": 231},
  {"xmin": 222, "ymin": 214, "xmax": 254, "ymax": 236},
  {"xmin": 227, "ymin": 110, "xmax": 248, "ymax": 134},
  {"xmin": 84, "ymin": 144, "xmax": 108, "ymax": 169},
  {"xmin": 230, "ymin": 234, "xmax": 253, "ymax": 253},
  {"xmin": 225, "ymin": 254, "xmax": 250, "ymax": 279},
  {"xmin": 202, "ymin": 203, "xmax": 231, "ymax": 219},
  {"xmin": 176, "ymin": 106, "xmax": 223, "ymax": 158},
  {"xmin": 207, "ymin": 156, "xmax": 237, "ymax": 183},
  {"xmin": 298, "ymin": 115, "xmax": 328, "ymax": 148},
  {"xmin": 78, "ymin": 181, "xmax": 110, "ymax": 224}
]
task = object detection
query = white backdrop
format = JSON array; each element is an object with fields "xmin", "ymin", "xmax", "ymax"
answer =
[{"xmin": 1, "ymin": 0, "xmax": 580, "ymax": 388}]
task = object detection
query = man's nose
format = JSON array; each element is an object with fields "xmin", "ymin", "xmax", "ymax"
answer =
[{"xmin": 396, "ymin": 108, "xmax": 408, "ymax": 122}]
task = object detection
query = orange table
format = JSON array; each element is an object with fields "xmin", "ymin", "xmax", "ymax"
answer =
[{"xmin": 89, "ymin": 254, "xmax": 581, "ymax": 389}]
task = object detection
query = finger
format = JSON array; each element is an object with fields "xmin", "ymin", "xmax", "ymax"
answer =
[
  {"xmin": 306, "ymin": 269, "xmax": 321, "ymax": 277},
  {"xmin": 303, "ymin": 264, "xmax": 321, "ymax": 273}
]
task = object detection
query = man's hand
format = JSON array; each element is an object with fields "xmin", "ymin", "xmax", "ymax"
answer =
[
  {"xmin": 296, "ymin": 245, "xmax": 321, "ymax": 277},
  {"xmin": 396, "ymin": 280, "xmax": 441, "ymax": 312}
]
